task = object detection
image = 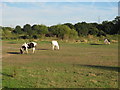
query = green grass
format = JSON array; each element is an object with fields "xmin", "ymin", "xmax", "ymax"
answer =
[{"xmin": 2, "ymin": 40, "xmax": 119, "ymax": 88}]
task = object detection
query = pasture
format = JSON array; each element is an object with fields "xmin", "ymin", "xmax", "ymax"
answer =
[{"xmin": 2, "ymin": 40, "xmax": 119, "ymax": 88}]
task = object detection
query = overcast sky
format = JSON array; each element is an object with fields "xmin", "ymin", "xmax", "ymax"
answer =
[{"xmin": 0, "ymin": 0, "xmax": 119, "ymax": 27}]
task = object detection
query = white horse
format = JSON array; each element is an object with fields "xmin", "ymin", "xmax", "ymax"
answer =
[{"xmin": 51, "ymin": 40, "xmax": 59, "ymax": 50}]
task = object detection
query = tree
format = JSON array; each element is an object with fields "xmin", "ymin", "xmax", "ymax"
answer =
[
  {"xmin": 97, "ymin": 30, "xmax": 106, "ymax": 37},
  {"xmin": 32, "ymin": 24, "xmax": 48, "ymax": 37},
  {"xmin": 57, "ymin": 25, "xmax": 71, "ymax": 39},
  {"xmin": 37, "ymin": 25, "xmax": 48, "ymax": 36},
  {"xmin": 49, "ymin": 24, "xmax": 78, "ymax": 39},
  {"xmin": 31, "ymin": 24, "xmax": 39, "ymax": 35},
  {"xmin": 13, "ymin": 25, "xmax": 23, "ymax": 34},
  {"xmin": 88, "ymin": 27, "xmax": 99, "ymax": 35},
  {"xmin": 74, "ymin": 22, "xmax": 89, "ymax": 36},
  {"xmin": 23, "ymin": 24, "xmax": 34, "ymax": 38},
  {"xmin": 112, "ymin": 16, "xmax": 120, "ymax": 34},
  {"xmin": 64, "ymin": 23, "xmax": 75, "ymax": 29},
  {"xmin": 102, "ymin": 21, "xmax": 114, "ymax": 34},
  {"xmin": 2, "ymin": 27, "xmax": 14, "ymax": 39},
  {"xmin": 32, "ymin": 24, "xmax": 39, "ymax": 33},
  {"xmin": 3, "ymin": 27, "xmax": 14, "ymax": 31},
  {"xmin": 69, "ymin": 29, "xmax": 78, "ymax": 39}
]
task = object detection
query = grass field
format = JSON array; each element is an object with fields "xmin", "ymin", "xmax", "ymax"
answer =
[{"xmin": 2, "ymin": 40, "xmax": 119, "ymax": 88}]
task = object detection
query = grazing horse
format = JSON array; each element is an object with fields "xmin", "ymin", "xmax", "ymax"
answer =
[
  {"xmin": 104, "ymin": 39, "xmax": 110, "ymax": 45},
  {"xmin": 51, "ymin": 40, "xmax": 59, "ymax": 50},
  {"xmin": 20, "ymin": 42, "xmax": 37, "ymax": 54}
]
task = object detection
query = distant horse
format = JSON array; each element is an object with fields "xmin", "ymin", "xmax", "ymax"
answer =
[
  {"xmin": 104, "ymin": 39, "xmax": 110, "ymax": 45},
  {"xmin": 51, "ymin": 40, "xmax": 59, "ymax": 50}
]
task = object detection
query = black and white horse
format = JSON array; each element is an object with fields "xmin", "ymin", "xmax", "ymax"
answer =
[{"xmin": 20, "ymin": 42, "xmax": 37, "ymax": 54}]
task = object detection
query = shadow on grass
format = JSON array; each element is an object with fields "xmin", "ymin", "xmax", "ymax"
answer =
[
  {"xmin": 90, "ymin": 43, "xmax": 104, "ymax": 45},
  {"xmin": 75, "ymin": 64, "xmax": 120, "ymax": 72},
  {"xmin": 7, "ymin": 52, "xmax": 20, "ymax": 54},
  {"xmin": 1, "ymin": 72, "xmax": 13, "ymax": 77},
  {"xmin": 3, "ymin": 87, "xmax": 9, "ymax": 89},
  {"xmin": 37, "ymin": 48, "xmax": 50, "ymax": 51}
]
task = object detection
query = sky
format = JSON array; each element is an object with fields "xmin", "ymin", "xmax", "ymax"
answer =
[{"xmin": 0, "ymin": 0, "xmax": 119, "ymax": 27}]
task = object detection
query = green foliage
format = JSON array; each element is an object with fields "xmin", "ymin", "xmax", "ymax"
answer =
[
  {"xmin": 102, "ymin": 21, "xmax": 114, "ymax": 34},
  {"xmin": 69, "ymin": 29, "xmax": 78, "ymax": 39},
  {"xmin": 2, "ymin": 27, "xmax": 14, "ymax": 31},
  {"xmin": 57, "ymin": 25, "xmax": 71, "ymax": 39},
  {"xmin": 74, "ymin": 22, "xmax": 89, "ymax": 36},
  {"xmin": 2, "ymin": 29, "xmax": 15, "ymax": 39},
  {"xmin": 112, "ymin": 16, "xmax": 120, "ymax": 34},
  {"xmin": 32, "ymin": 24, "xmax": 49, "ymax": 38},
  {"xmin": 13, "ymin": 25, "xmax": 23, "ymax": 34},
  {"xmin": 49, "ymin": 24, "xmax": 78, "ymax": 39},
  {"xmin": 97, "ymin": 30, "xmax": 106, "ymax": 37},
  {"xmin": 32, "ymin": 24, "xmax": 39, "ymax": 34},
  {"xmin": 36, "ymin": 25, "xmax": 48, "ymax": 36},
  {"xmin": 1, "ymin": 16, "xmax": 119, "ymax": 40},
  {"xmin": 64, "ymin": 23, "xmax": 75, "ymax": 29},
  {"xmin": 23, "ymin": 24, "xmax": 33, "ymax": 37},
  {"xmin": 88, "ymin": 27, "xmax": 99, "ymax": 35}
]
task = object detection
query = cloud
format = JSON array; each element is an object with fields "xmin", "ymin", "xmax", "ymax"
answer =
[{"xmin": 1, "ymin": 2, "xmax": 118, "ymax": 27}]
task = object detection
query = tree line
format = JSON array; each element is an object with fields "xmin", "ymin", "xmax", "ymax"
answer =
[{"xmin": 1, "ymin": 16, "xmax": 120, "ymax": 39}]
